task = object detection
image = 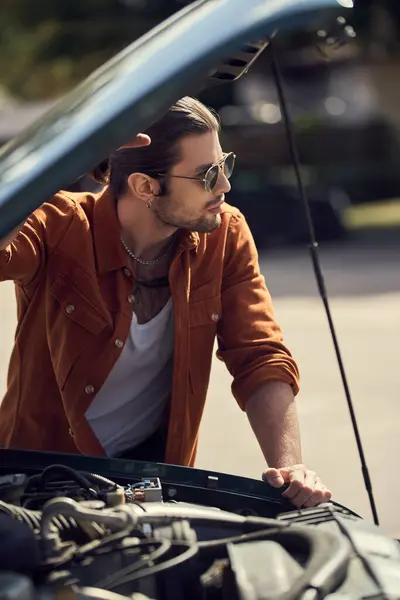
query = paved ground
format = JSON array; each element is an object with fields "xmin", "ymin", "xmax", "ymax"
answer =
[
  {"xmin": 196, "ymin": 232, "xmax": 400, "ymax": 537},
  {"xmin": 0, "ymin": 231, "xmax": 399, "ymax": 535}
]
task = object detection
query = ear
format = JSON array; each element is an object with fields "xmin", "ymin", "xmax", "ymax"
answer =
[{"xmin": 126, "ymin": 173, "xmax": 161, "ymax": 204}]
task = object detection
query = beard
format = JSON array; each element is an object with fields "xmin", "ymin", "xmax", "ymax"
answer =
[{"xmin": 153, "ymin": 196, "xmax": 222, "ymax": 233}]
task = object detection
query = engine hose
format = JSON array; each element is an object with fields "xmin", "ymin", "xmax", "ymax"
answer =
[
  {"xmin": 81, "ymin": 472, "xmax": 119, "ymax": 490},
  {"xmin": 36, "ymin": 465, "xmax": 98, "ymax": 495},
  {"xmin": 40, "ymin": 498, "xmax": 134, "ymax": 541},
  {"xmin": 24, "ymin": 468, "xmax": 121, "ymax": 508},
  {"xmin": 0, "ymin": 500, "xmax": 41, "ymax": 530},
  {"xmin": 153, "ymin": 519, "xmax": 197, "ymax": 544},
  {"xmin": 22, "ymin": 489, "xmax": 85, "ymax": 510},
  {"xmin": 80, "ymin": 473, "xmax": 125, "ymax": 506},
  {"xmin": 0, "ymin": 500, "xmax": 103, "ymax": 542}
]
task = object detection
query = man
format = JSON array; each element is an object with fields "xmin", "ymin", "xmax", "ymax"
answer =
[{"xmin": 0, "ymin": 96, "xmax": 331, "ymax": 509}]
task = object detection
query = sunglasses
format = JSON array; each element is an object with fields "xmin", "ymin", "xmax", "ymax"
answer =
[{"xmin": 159, "ymin": 152, "xmax": 236, "ymax": 193}]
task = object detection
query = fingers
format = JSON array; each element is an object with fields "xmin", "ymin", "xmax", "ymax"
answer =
[
  {"xmin": 281, "ymin": 467, "xmax": 306, "ymax": 505},
  {"xmin": 134, "ymin": 133, "xmax": 151, "ymax": 146},
  {"xmin": 302, "ymin": 482, "xmax": 332, "ymax": 508},
  {"xmin": 263, "ymin": 464, "xmax": 332, "ymax": 509},
  {"xmin": 119, "ymin": 133, "xmax": 151, "ymax": 150},
  {"xmin": 262, "ymin": 468, "xmax": 285, "ymax": 488},
  {"xmin": 284, "ymin": 469, "xmax": 317, "ymax": 508}
]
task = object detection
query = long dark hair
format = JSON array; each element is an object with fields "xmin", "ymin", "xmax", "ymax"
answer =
[{"xmin": 89, "ymin": 96, "xmax": 220, "ymax": 197}]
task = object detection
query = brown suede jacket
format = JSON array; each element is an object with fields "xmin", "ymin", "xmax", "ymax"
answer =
[{"xmin": 0, "ymin": 186, "xmax": 300, "ymax": 466}]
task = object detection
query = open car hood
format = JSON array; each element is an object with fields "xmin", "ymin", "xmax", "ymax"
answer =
[{"xmin": 0, "ymin": 0, "xmax": 351, "ymax": 240}]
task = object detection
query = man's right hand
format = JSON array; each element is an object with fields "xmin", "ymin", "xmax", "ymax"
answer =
[{"xmin": 1, "ymin": 134, "xmax": 151, "ymax": 250}]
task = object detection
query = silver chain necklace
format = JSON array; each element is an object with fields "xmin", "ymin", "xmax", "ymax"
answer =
[{"xmin": 120, "ymin": 236, "xmax": 174, "ymax": 266}]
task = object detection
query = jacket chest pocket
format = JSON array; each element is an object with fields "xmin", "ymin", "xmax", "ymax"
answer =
[
  {"xmin": 51, "ymin": 275, "xmax": 111, "ymax": 334},
  {"xmin": 48, "ymin": 275, "xmax": 111, "ymax": 388},
  {"xmin": 189, "ymin": 295, "xmax": 222, "ymax": 329},
  {"xmin": 188, "ymin": 295, "xmax": 221, "ymax": 396}
]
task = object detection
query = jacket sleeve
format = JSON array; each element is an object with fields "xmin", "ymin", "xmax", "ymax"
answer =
[
  {"xmin": 0, "ymin": 192, "xmax": 75, "ymax": 288},
  {"xmin": 216, "ymin": 211, "xmax": 300, "ymax": 410}
]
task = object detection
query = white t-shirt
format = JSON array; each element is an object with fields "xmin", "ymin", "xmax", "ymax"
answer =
[{"xmin": 85, "ymin": 298, "xmax": 174, "ymax": 456}]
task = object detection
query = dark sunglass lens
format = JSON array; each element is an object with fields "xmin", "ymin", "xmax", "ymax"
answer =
[
  {"xmin": 206, "ymin": 165, "xmax": 219, "ymax": 191},
  {"xmin": 224, "ymin": 153, "xmax": 235, "ymax": 178}
]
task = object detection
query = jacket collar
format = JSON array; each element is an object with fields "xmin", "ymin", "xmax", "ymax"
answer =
[
  {"xmin": 177, "ymin": 229, "xmax": 200, "ymax": 252},
  {"xmin": 93, "ymin": 185, "xmax": 200, "ymax": 273},
  {"xmin": 93, "ymin": 186, "xmax": 127, "ymax": 274}
]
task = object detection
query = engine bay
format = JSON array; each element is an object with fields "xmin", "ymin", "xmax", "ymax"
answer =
[{"xmin": 1, "ymin": 457, "xmax": 400, "ymax": 600}]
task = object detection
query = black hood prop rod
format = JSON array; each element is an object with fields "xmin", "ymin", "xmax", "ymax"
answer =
[{"xmin": 269, "ymin": 41, "xmax": 379, "ymax": 527}]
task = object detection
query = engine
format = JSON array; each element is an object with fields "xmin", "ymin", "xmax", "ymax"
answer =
[{"xmin": 0, "ymin": 464, "xmax": 400, "ymax": 600}]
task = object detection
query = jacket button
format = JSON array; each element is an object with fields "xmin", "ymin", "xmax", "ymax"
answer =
[
  {"xmin": 114, "ymin": 339, "xmax": 124, "ymax": 348},
  {"xmin": 128, "ymin": 294, "xmax": 135, "ymax": 304},
  {"xmin": 211, "ymin": 313, "xmax": 219, "ymax": 322},
  {"xmin": 123, "ymin": 268, "xmax": 131, "ymax": 277},
  {"xmin": 68, "ymin": 428, "xmax": 74, "ymax": 437},
  {"xmin": 65, "ymin": 304, "xmax": 75, "ymax": 314},
  {"xmin": 85, "ymin": 385, "xmax": 95, "ymax": 394}
]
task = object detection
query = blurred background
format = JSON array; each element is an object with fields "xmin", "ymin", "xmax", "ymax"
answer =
[
  {"xmin": 2, "ymin": 0, "xmax": 400, "ymax": 243},
  {"xmin": 1, "ymin": 0, "xmax": 400, "ymax": 534}
]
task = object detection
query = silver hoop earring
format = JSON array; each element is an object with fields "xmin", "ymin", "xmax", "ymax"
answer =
[{"xmin": 147, "ymin": 198, "xmax": 153, "ymax": 209}]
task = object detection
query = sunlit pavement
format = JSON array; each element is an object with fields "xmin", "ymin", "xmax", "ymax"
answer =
[
  {"xmin": 0, "ymin": 232, "xmax": 399, "ymax": 535},
  {"xmin": 197, "ymin": 233, "xmax": 400, "ymax": 537}
]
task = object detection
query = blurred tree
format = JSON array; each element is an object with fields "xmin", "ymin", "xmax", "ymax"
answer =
[
  {"xmin": 0, "ymin": 0, "xmax": 188, "ymax": 100},
  {"xmin": 1, "ymin": 0, "xmax": 400, "ymax": 102}
]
